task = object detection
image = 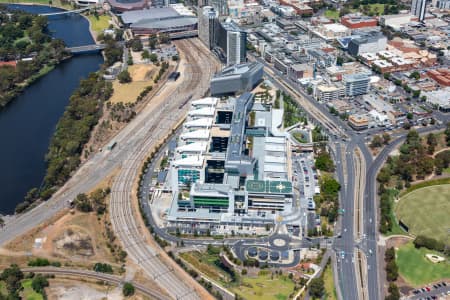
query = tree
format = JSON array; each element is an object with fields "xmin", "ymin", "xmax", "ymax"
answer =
[
  {"xmin": 370, "ymin": 135, "xmax": 383, "ymax": 148},
  {"xmin": 385, "ymin": 260, "xmax": 398, "ymax": 281},
  {"xmin": 149, "ymin": 53, "xmax": 158, "ymax": 63},
  {"xmin": 385, "ymin": 247, "xmax": 395, "ymax": 262},
  {"xmin": 406, "ymin": 112, "xmax": 413, "ymax": 120},
  {"xmin": 382, "ymin": 133, "xmax": 391, "ymax": 145},
  {"xmin": 315, "ymin": 150, "xmax": 335, "ymax": 172},
  {"xmin": 409, "ymin": 71, "xmax": 420, "ymax": 80},
  {"xmin": 158, "ymin": 32, "xmax": 170, "ymax": 44},
  {"xmin": 0, "ymin": 264, "xmax": 24, "ymax": 295},
  {"xmin": 31, "ymin": 274, "xmax": 49, "ymax": 293},
  {"xmin": 385, "ymin": 283, "xmax": 400, "ymax": 300},
  {"xmin": 74, "ymin": 193, "xmax": 92, "ymax": 212},
  {"xmin": 141, "ymin": 49, "xmax": 150, "ymax": 60},
  {"xmin": 118, "ymin": 70, "xmax": 132, "ymax": 84},
  {"xmin": 130, "ymin": 38, "xmax": 143, "ymax": 51},
  {"xmin": 309, "ymin": 277, "xmax": 325, "ymax": 299},
  {"xmin": 122, "ymin": 282, "xmax": 135, "ymax": 297},
  {"xmin": 93, "ymin": 262, "xmax": 113, "ymax": 273}
]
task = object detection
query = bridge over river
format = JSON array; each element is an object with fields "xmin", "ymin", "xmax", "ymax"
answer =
[
  {"xmin": 66, "ymin": 30, "xmax": 198, "ymax": 54},
  {"xmin": 39, "ymin": 6, "xmax": 91, "ymax": 16}
]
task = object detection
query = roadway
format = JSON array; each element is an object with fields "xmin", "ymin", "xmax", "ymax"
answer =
[
  {"xmin": 0, "ymin": 40, "xmax": 198, "ymax": 248},
  {"xmin": 108, "ymin": 38, "xmax": 220, "ymax": 300},
  {"xmin": 21, "ymin": 267, "xmax": 170, "ymax": 300},
  {"xmin": 0, "ymin": 37, "xmax": 217, "ymax": 299}
]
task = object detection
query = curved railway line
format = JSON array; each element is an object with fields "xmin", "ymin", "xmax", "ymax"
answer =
[
  {"xmin": 109, "ymin": 38, "xmax": 220, "ymax": 300},
  {"xmin": 21, "ymin": 267, "xmax": 170, "ymax": 300}
]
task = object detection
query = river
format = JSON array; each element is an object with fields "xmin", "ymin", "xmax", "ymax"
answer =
[{"xmin": 0, "ymin": 5, "xmax": 103, "ymax": 214}]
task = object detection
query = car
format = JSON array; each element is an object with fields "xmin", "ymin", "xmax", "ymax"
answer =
[
  {"xmin": 442, "ymin": 282, "xmax": 447, "ymax": 286},
  {"xmin": 433, "ymin": 285, "xmax": 438, "ymax": 289},
  {"xmin": 426, "ymin": 287, "xmax": 431, "ymax": 292},
  {"xmin": 413, "ymin": 290, "xmax": 419, "ymax": 294}
]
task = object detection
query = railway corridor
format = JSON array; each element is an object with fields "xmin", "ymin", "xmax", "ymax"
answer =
[{"xmin": 109, "ymin": 39, "xmax": 220, "ymax": 300}]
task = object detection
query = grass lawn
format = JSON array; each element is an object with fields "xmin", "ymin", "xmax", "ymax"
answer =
[
  {"xmin": 323, "ymin": 264, "xmax": 337, "ymax": 300},
  {"xmin": 87, "ymin": 15, "xmax": 111, "ymax": 32},
  {"xmin": 21, "ymin": 279, "xmax": 44, "ymax": 300},
  {"xmin": 395, "ymin": 184, "xmax": 450, "ymax": 242},
  {"xmin": 396, "ymin": 242, "xmax": 450, "ymax": 286},
  {"xmin": 365, "ymin": 3, "xmax": 384, "ymax": 15},
  {"xmin": 292, "ymin": 132, "xmax": 308, "ymax": 143},
  {"xmin": 231, "ymin": 273, "xmax": 296, "ymax": 300},
  {"xmin": 0, "ymin": 281, "xmax": 7, "ymax": 296},
  {"xmin": 324, "ymin": 9, "xmax": 339, "ymax": 20},
  {"xmin": 179, "ymin": 251, "xmax": 232, "ymax": 285},
  {"xmin": 444, "ymin": 167, "xmax": 450, "ymax": 174}
]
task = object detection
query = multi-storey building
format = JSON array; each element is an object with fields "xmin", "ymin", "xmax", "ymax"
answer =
[
  {"xmin": 343, "ymin": 73, "xmax": 370, "ymax": 96},
  {"xmin": 347, "ymin": 32, "xmax": 387, "ymax": 56},
  {"xmin": 221, "ymin": 22, "xmax": 247, "ymax": 66},
  {"xmin": 198, "ymin": 6, "xmax": 219, "ymax": 49},
  {"xmin": 411, "ymin": 0, "xmax": 427, "ymax": 22},
  {"xmin": 315, "ymin": 84, "xmax": 345, "ymax": 101},
  {"xmin": 210, "ymin": 62, "xmax": 264, "ymax": 96},
  {"xmin": 167, "ymin": 93, "xmax": 294, "ymax": 228}
]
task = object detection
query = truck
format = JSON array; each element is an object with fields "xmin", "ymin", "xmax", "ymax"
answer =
[{"xmin": 107, "ymin": 141, "xmax": 117, "ymax": 151}]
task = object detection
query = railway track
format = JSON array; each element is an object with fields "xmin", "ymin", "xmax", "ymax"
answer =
[
  {"xmin": 21, "ymin": 267, "xmax": 170, "ymax": 300},
  {"xmin": 109, "ymin": 38, "xmax": 219, "ymax": 300}
]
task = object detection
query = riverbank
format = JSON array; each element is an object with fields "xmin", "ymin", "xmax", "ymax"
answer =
[
  {"xmin": 0, "ymin": 5, "xmax": 71, "ymax": 110},
  {"xmin": 0, "ymin": 3, "xmax": 103, "ymax": 215},
  {"xmin": 0, "ymin": 0, "xmax": 72, "ymax": 10}
]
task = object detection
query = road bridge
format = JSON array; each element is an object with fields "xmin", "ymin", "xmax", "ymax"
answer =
[{"xmin": 66, "ymin": 44, "xmax": 106, "ymax": 54}]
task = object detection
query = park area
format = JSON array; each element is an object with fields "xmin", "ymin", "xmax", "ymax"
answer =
[
  {"xmin": 109, "ymin": 64, "xmax": 156, "ymax": 104},
  {"xmin": 231, "ymin": 272, "xmax": 296, "ymax": 300},
  {"xmin": 396, "ymin": 242, "xmax": 450, "ymax": 286},
  {"xmin": 87, "ymin": 15, "xmax": 112, "ymax": 33},
  {"xmin": 179, "ymin": 248, "xmax": 297, "ymax": 300},
  {"xmin": 395, "ymin": 184, "xmax": 450, "ymax": 242}
]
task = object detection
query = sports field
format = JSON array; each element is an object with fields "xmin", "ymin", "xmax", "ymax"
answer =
[
  {"xmin": 395, "ymin": 184, "xmax": 450, "ymax": 242},
  {"xmin": 397, "ymin": 242, "xmax": 450, "ymax": 286}
]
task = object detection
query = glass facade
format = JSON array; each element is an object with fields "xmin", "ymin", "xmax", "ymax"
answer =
[{"xmin": 178, "ymin": 169, "xmax": 200, "ymax": 185}]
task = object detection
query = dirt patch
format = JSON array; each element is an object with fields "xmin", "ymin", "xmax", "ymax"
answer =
[
  {"xmin": 386, "ymin": 236, "xmax": 411, "ymax": 249},
  {"xmin": 54, "ymin": 228, "xmax": 94, "ymax": 258},
  {"xmin": 46, "ymin": 277, "xmax": 150, "ymax": 300},
  {"xmin": 4, "ymin": 209, "xmax": 68, "ymax": 253},
  {"xmin": 129, "ymin": 64, "xmax": 155, "ymax": 82},
  {"xmin": 81, "ymin": 60, "xmax": 176, "ymax": 163}
]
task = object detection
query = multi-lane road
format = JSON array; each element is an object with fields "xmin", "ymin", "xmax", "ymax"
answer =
[
  {"xmin": 0, "ymin": 38, "xmax": 220, "ymax": 299},
  {"xmin": 254, "ymin": 55, "xmax": 450, "ymax": 300}
]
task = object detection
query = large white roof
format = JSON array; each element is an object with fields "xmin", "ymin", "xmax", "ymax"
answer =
[
  {"xmin": 184, "ymin": 118, "xmax": 213, "ymax": 128},
  {"xmin": 180, "ymin": 129, "xmax": 210, "ymax": 139},
  {"xmin": 188, "ymin": 106, "xmax": 215, "ymax": 117},
  {"xmin": 172, "ymin": 155, "xmax": 204, "ymax": 167},
  {"xmin": 191, "ymin": 97, "xmax": 218, "ymax": 107},
  {"xmin": 176, "ymin": 142, "xmax": 208, "ymax": 153}
]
